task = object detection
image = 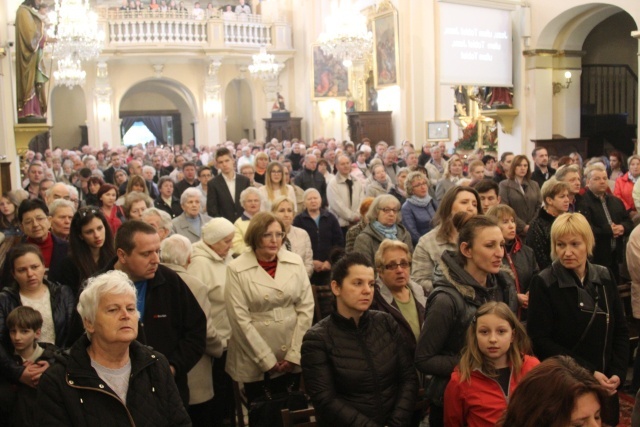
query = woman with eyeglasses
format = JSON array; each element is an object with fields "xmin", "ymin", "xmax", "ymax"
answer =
[
  {"xmin": 414, "ymin": 214, "xmax": 514, "ymax": 427},
  {"xmin": 58, "ymin": 207, "xmax": 116, "ymax": 295},
  {"xmin": 258, "ymin": 161, "xmax": 297, "ymax": 213},
  {"xmin": 293, "ymin": 188, "xmax": 343, "ymax": 286},
  {"xmin": 401, "ymin": 171, "xmax": 438, "ymax": 246},
  {"xmin": 225, "ymin": 211, "xmax": 314, "ymax": 406},
  {"xmin": 353, "ymin": 194, "xmax": 413, "ymax": 268}
]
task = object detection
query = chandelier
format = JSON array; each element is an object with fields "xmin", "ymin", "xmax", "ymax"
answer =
[
  {"xmin": 317, "ymin": 2, "xmax": 372, "ymax": 67},
  {"xmin": 47, "ymin": 0, "xmax": 104, "ymax": 62},
  {"xmin": 53, "ymin": 56, "xmax": 86, "ymax": 88},
  {"xmin": 249, "ymin": 47, "xmax": 284, "ymax": 81}
]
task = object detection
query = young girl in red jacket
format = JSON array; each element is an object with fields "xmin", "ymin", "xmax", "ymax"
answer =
[{"xmin": 443, "ymin": 301, "xmax": 540, "ymax": 427}]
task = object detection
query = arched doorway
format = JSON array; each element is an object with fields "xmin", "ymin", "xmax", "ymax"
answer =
[
  {"xmin": 50, "ymin": 86, "xmax": 87, "ymax": 149},
  {"xmin": 119, "ymin": 79, "xmax": 197, "ymax": 148},
  {"xmin": 224, "ymin": 79, "xmax": 254, "ymax": 143}
]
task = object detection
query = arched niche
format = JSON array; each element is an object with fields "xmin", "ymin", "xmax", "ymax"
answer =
[
  {"xmin": 50, "ymin": 85, "xmax": 87, "ymax": 149},
  {"xmin": 119, "ymin": 78, "xmax": 197, "ymax": 146},
  {"xmin": 224, "ymin": 78, "xmax": 254, "ymax": 143}
]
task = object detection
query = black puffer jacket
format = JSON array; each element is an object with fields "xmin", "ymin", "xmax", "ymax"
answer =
[
  {"xmin": 0, "ymin": 280, "xmax": 75, "ymax": 382},
  {"xmin": 301, "ymin": 310, "xmax": 418, "ymax": 427},
  {"xmin": 525, "ymin": 207, "xmax": 555, "ymax": 270},
  {"xmin": 415, "ymin": 250, "xmax": 512, "ymax": 402},
  {"xmin": 37, "ymin": 335, "xmax": 191, "ymax": 427}
]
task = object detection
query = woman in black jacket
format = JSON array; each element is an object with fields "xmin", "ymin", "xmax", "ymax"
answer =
[
  {"xmin": 527, "ymin": 212, "xmax": 629, "ymax": 426},
  {"xmin": 414, "ymin": 213, "xmax": 513, "ymax": 427},
  {"xmin": 301, "ymin": 252, "xmax": 418, "ymax": 426},
  {"xmin": 0, "ymin": 244, "xmax": 75, "ymax": 388},
  {"xmin": 293, "ymin": 188, "xmax": 344, "ymax": 286},
  {"xmin": 37, "ymin": 270, "xmax": 190, "ymax": 426}
]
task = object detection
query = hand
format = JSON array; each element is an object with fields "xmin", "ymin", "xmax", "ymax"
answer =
[
  {"xmin": 169, "ymin": 365, "xmax": 176, "ymax": 376},
  {"xmin": 594, "ymin": 371, "xmax": 618, "ymax": 395},
  {"xmin": 313, "ymin": 260, "xmax": 324, "ymax": 272},
  {"xmin": 19, "ymin": 362, "xmax": 48, "ymax": 388},
  {"xmin": 517, "ymin": 293, "xmax": 529, "ymax": 308},
  {"xmin": 322, "ymin": 261, "xmax": 332, "ymax": 271}
]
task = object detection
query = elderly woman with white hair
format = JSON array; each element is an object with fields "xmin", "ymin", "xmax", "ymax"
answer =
[
  {"xmin": 160, "ymin": 234, "xmax": 223, "ymax": 426},
  {"xmin": 232, "ymin": 187, "xmax": 262, "ymax": 256},
  {"xmin": 172, "ymin": 187, "xmax": 212, "ymax": 243},
  {"xmin": 187, "ymin": 217, "xmax": 237, "ymax": 426},
  {"xmin": 353, "ymin": 194, "xmax": 413, "ymax": 267},
  {"xmin": 37, "ymin": 270, "xmax": 191, "ymax": 426},
  {"xmin": 141, "ymin": 207, "xmax": 173, "ymax": 241},
  {"xmin": 48, "ymin": 198, "xmax": 76, "ymax": 241},
  {"xmin": 123, "ymin": 191, "xmax": 153, "ymax": 221},
  {"xmin": 293, "ymin": 188, "xmax": 343, "ymax": 286}
]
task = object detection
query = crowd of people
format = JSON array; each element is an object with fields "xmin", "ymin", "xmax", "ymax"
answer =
[
  {"xmin": 0, "ymin": 134, "xmax": 639, "ymax": 426},
  {"xmin": 115, "ymin": 0, "xmax": 253, "ymax": 20}
]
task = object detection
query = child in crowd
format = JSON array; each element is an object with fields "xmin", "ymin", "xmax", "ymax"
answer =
[
  {"xmin": 5, "ymin": 306, "xmax": 58, "ymax": 427},
  {"xmin": 443, "ymin": 302, "xmax": 540, "ymax": 427}
]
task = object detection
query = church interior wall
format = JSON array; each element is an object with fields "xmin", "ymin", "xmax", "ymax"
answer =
[{"xmin": 50, "ymin": 86, "xmax": 87, "ymax": 149}]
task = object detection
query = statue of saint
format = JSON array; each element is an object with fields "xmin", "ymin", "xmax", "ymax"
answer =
[
  {"xmin": 272, "ymin": 92, "xmax": 287, "ymax": 111},
  {"xmin": 16, "ymin": 0, "xmax": 49, "ymax": 122}
]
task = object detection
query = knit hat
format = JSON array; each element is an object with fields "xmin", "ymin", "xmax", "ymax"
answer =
[{"xmin": 202, "ymin": 217, "xmax": 235, "ymax": 244}]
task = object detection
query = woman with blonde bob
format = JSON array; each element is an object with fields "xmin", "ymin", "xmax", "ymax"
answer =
[
  {"xmin": 271, "ymin": 196, "xmax": 313, "ymax": 277},
  {"xmin": 497, "ymin": 356, "xmax": 608, "ymax": 427},
  {"xmin": 527, "ymin": 213, "xmax": 628, "ymax": 426},
  {"xmin": 444, "ymin": 302, "xmax": 539, "ymax": 427}
]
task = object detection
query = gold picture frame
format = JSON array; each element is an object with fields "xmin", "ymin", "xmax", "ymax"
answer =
[
  {"xmin": 372, "ymin": 8, "xmax": 399, "ymax": 89},
  {"xmin": 426, "ymin": 121, "xmax": 451, "ymax": 142},
  {"xmin": 311, "ymin": 44, "xmax": 349, "ymax": 100}
]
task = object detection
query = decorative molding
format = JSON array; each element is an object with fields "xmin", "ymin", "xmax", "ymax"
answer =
[{"xmin": 483, "ymin": 108, "xmax": 519, "ymax": 134}]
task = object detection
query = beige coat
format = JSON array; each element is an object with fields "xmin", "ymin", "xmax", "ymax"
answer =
[
  {"xmin": 163, "ymin": 263, "xmax": 223, "ymax": 405},
  {"xmin": 232, "ymin": 217, "xmax": 250, "ymax": 256},
  {"xmin": 287, "ymin": 226, "xmax": 313, "ymax": 277},
  {"xmin": 225, "ymin": 248, "xmax": 314, "ymax": 382},
  {"xmin": 187, "ymin": 240, "xmax": 233, "ymax": 348}
]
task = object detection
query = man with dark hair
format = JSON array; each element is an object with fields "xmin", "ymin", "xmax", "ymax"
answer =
[
  {"xmin": 531, "ymin": 146, "xmax": 555, "ymax": 188},
  {"xmin": 103, "ymin": 152, "xmax": 123, "ymax": 184},
  {"xmin": 174, "ymin": 161, "xmax": 200, "ymax": 199},
  {"xmin": 99, "ymin": 220, "xmax": 206, "ymax": 407},
  {"xmin": 24, "ymin": 161, "xmax": 44, "ymax": 200},
  {"xmin": 206, "ymin": 147, "xmax": 250, "ymax": 222},
  {"xmin": 473, "ymin": 179, "xmax": 501, "ymax": 213}
]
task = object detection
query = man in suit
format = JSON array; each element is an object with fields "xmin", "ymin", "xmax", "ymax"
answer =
[
  {"xmin": 207, "ymin": 147, "xmax": 250, "ymax": 223},
  {"xmin": 174, "ymin": 162, "xmax": 200, "ymax": 199},
  {"xmin": 577, "ymin": 163, "xmax": 632, "ymax": 281},
  {"xmin": 531, "ymin": 146, "xmax": 556, "ymax": 188},
  {"xmin": 103, "ymin": 152, "xmax": 123, "ymax": 184}
]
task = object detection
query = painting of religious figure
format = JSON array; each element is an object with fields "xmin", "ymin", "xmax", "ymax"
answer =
[
  {"xmin": 311, "ymin": 44, "xmax": 349, "ymax": 99},
  {"xmin": 372, "ymin": 9, "xmax": 399, "ymax": 88}
]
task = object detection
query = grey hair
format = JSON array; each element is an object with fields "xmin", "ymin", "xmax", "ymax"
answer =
[
  {"xmin": 555, "ymin": 164, "xmax": 581, "ymax": 181},
  {"xmin": 405, "ymin": 171, "xmax": 428, "ymax": 197},
  {"xmin": 67, "ymin": 185, "xmax": 79, "ymax": 199},
  {"xmin": 77, "ymin": 270, "xmax": 138, "ymax": 339},
  {"xmin": 180, "ymin": 187, "xmax": 205, "ymax": 206},
  {"xmin": 584, "ymin": 163, "xmax": 607, "ymax": 181},
  {"xmin": 142, "ymin": 165, "xmax": 156, "ymax": 175},
  {"xmin": 239, "ymin": 186, "xmax": 262, "ymax": 206},
  {"xmin": 160, "ymin": 234, "xmax": 192, "ymax": 266},
  {"xmin": 303, "ymin": 188, "xmax": 321, "ymax": 202},
  {"xmin": 48, "ymin": 199, "xmax": 76, "ymax": 216},
  {"xmin": 141, "ymin": 207, "xmax": 173, "ymax": 232},
  {"xmin": 366, "ymin": 194, "xmax": 401, "ymax": 223},
  {"xmin": 45, "ymin": 183, "xmax": 69, "ymax": 200},
  {"xmin": 124, "ymin": 191, "xmax": 153, "ymax": 216}
]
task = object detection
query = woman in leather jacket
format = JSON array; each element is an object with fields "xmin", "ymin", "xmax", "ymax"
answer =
[
  {"xmin": 527, "ymin": 213, "xmax": 628, "ymax": 426},
  {"xmin": 301, "ymin": 252, "xmax": 418, "ymax": 427}
]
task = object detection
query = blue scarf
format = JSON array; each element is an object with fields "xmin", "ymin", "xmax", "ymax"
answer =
[
  {"xmin": 407, "ymin": 194, "xmax": 433, "ymax": 208},
  {"xmin": 371, "ymin": 220, "xmax": 398, "ymax": 240}
]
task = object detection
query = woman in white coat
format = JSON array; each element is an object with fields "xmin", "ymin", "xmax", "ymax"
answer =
[
  {"xmin": 271, "ymin": 196, "xmax": 313, "ymax": 277},
  {"xmin": 187, "ymin": 217, "xmax": 236, "ymax": 427},
  {"xmin": 225, "ymin": 211, "xmax": 315, "ymax": 403}
]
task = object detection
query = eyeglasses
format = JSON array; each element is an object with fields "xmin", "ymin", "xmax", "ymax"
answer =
[
  {"xmin": 262, "ymin": 232, "xmax": 286, "ymax": 240},
  {"xmin": 379, "ymin": 207, "xmax": 400, "ymax": 214},
  {"xmin": 271, "ymin": 170, "xmax": 283, "ymax": 174},
  {"xmin": 383, "ymin": 261, "xmax": 411, "ymax": 271},
  {"xmin": 412, "ymin": 182, "xmax": 428, "ymax": 189},
  {"xmin": 79, "ymin": 208, "xmax": 99, "ymax": 217},
  {"xmin": 22, "ymin": 216, "xmax": 49, "ymax": 227}
]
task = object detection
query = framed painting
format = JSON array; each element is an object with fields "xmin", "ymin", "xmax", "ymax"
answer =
[
  {"xmin": 311, "ymin": 44, "xmax": 349, "ymax": 99},
  {"xmin": 426, "ymin": 121, "xmax": 451, "ymax": 142},
  {"xmin": 372, "ymin": 9, "xmax": 399, "ymax": 88}
]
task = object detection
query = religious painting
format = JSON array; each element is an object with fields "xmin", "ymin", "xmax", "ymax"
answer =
[
  {"xmin": 311, "ymin": 44, "xmax": 349, "ymax": 99},
  {"xmin": 372, "ymin": 9, "xmax": 399, "ymax": 88}
]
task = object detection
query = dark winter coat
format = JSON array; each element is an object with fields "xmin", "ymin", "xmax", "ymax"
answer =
[
  {"xmin": 525, "ymin": 207, "xmax": 555, "ymax": 271},
  {"xmin": 301, "ymin": 310, "xmax": 418, "ymax": 427},
  {"xmin": 37, "ymin": 335, "xmax": 191, "ymax": 426},
  {"xmin": 502, "ymin": 237, "xmax": 539, "ymax": 321},
  {"xmin": 293, "ymin": 209, "xmax": 344, "ymax": 262},
  {"xmin": 414, "ymin": 251, "xmax": 512, "ymax": 404},
  {"xmin": 0, "ymin": 280, "xmax": 75, "ymax": 382}
]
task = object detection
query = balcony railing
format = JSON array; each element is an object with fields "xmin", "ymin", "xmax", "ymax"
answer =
[{"xmin": 98, "ymin": 8, "xmax": 285, "ymax": 49}]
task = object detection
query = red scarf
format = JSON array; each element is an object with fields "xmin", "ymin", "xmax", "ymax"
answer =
[
  {"xmin": 258, "ymin": 259, "xmax": 278, "ymax": 278},
  {"xmin": 28, "ymin": 232, "xmax": 53, "ymax": 267}
]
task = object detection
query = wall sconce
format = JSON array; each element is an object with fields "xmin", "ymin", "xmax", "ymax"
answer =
[{"xmin": 553, "ymin": 71, "xmax": 572, "ymax": 95}]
